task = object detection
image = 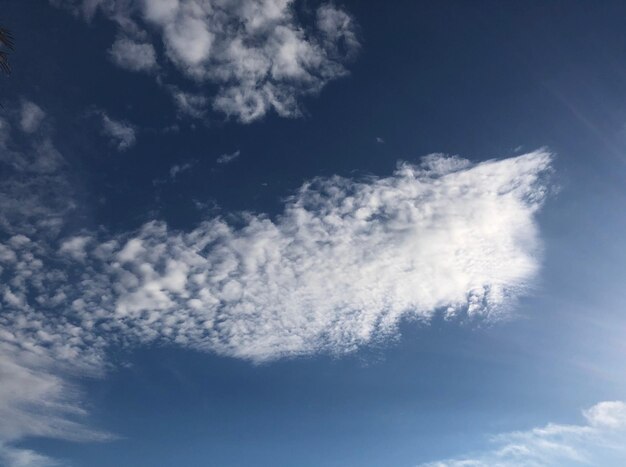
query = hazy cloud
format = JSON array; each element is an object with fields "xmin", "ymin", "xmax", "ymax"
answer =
[
  {"xmin": 109, "ymin": 35, "xmax": 158, "ymax": 72},
  {"xmin": 216, "ymin": 149, "xmax": 240, "ymax": 165},
  {"xmin": 421, "ymin": 401, "xmax": 626, "ymax": 467},
  {"xmin": 100, "ymin": 112, "xmax": 137, "ymax": 151},
  {"xmin": 170, "ymin": 88, "xmax": 208, "ymax": 118},
  {"xmin": 0, "ymin": 111, "xmax": 73, "ymax": 237},
  {"xmin": 0, "ymin": 103, "xmax": 111, "ymax": 467},
  {"xmin": 19, "ymin": 101, "xmax": 45, "ymax": 133}
]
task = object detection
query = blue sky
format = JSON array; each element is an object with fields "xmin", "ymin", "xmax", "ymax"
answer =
[{"xmin": 1, "ymin": 1, "xmax": 626, "ymax": 466}]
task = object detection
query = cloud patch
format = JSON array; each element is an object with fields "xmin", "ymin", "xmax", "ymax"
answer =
[
  {"xmin": 100, "ymin": 111, "xmax": 137, "ymax": 151},
  {"xmin": 3, "ymin": 148, "xmax": 552, "ymax": 361},
  {"xmin": 216, "ymin": 149, "xmax": 240, "ymax": 164},
  {"xmin": 169, "ymin": 162, "xmax": 195, "ymax": 179},
  {"xmin": 54, "ymin": 0, "xmax": 360, "ymax": 122},
  {"xmin": 94, "ymin": 150, "xmax": 549, "ymax": 360},
  {"xmin": 0, "ymin": 104, "xmax": 111, "ymax": 467},
  {"xmin": 109, "ymin": 36, "xmax": 158, "ymax": 72},
  {"xmin": 0, "ymin": 110, "xmax": 73, "ymax": 237},
  {"xmin": 170, "ymin": 87, "xmax": 209, "ymax": 118},
  {"xmin": 421, "ymin": 401, "xmax": 626, "ymax": 466},
  {"xmin": 20, "ymin": 101, "xmax": 46, "ymax": 133}
]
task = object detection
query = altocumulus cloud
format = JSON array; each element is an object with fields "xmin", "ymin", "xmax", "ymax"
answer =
[
  {"xmin": 0, "ymin": 105, "xmax": 113, "ymax": 467},
  {"xmin": 421, "ymin": 401, "xmax": 626, "ymax": 467},
  {"xmin": 1, "ymin": 101, "xmax": 551, "ymax": 464},
  {"xmin": 51, "ymin": 0, "xmax": 360, "ymax": 122}
]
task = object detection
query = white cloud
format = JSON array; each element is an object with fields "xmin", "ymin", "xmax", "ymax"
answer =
[
  {"xmin": 0, "ymin": 104, "xmax": 112, "ymax": 466},
  {"xmin": 54, "ymin": 0, "xmax": 360, "ymax": 122},
  {"xmin": 109, "ymin": 35, "xmax": 158, "ymax": 72},
  {"xmin": 169, "ymin": 161, "xmax": 194, "ymax": 179},
  {"xmin": 0, "ymin": 340, "xmax": 114, "ymax": 467},
  {"xmin": 0, "ymin": 111, "xmax": 73, "ymax": 237},
  {"xmin": 316, "ymin": 3, "xmax": 359, "ymax": 59},
  {"xmin": 59, "ymin": 235, "xmax": 91, "ymax": 261},
  {"xmin": 100, "ymin": 112, "xmax": 137, "ymax": 150},
  {"xmin": 96, "ymin": 150, "xmax": 549, "ymax": 360},
  {"xmin": 19, "ymin": 101, "xmax": 45, "ymax": 133},
  {"xmin": 2, "ymin": 148, "xmax": 552, "ymax": 361},
  {"xmin": 584, "ymin": 401, "xmax": 626, "ymax": 429},
  {"xmin": 0, "ymin": 101, "xmax": 553, "ymax": 464},
  {"xmin": 170, "ymin": 87, "xmax": 208, "ymax": 118},
  {"xmin": 0, "ymin": 445, "xmax": 58, "ymax": 467},
  {"xmin": 216, "ymin": 149, "xmax": 240, "ymax": 164},
  {"xmin": 420, "ymin": 401, "xmax": 626, "ymax": 467}
]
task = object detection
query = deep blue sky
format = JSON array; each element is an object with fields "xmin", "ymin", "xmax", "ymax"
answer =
[{"xmin": 2, "ymin": 1, "xmax": 626, "ymax": 466}]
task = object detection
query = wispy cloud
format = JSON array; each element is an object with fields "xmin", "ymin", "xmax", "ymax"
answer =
[
  {"xmin": 19, "ymin": 100, "xmax": 45, "ymax": 133},
  {"xmin": 0, "ymin": 107, "xmax": 72, "ymax": 237},
  {"xmin": 420, "ymin": 401, "xmax": 626, "ymax": 466},
  {"xmin": 0, "ymin": 442, "xmax": 60, "ymax": 467},
  {"xmin": 170, "ymin": 87, "xmax": 208, "ymax": 118},
  {"xmin": 216, "ymin": 149, "xmax": 240, "ymax": 165},
  {"xmin": 100, "ymin": 111, "xmax": 136, "ymax": 151},
  {"xmin": 109, "ymin": 36, "xmax": 157, "ymax": 72},
  {"xmin": 0, "ymin": 345, "xmax": 114, "ymax": 467},
  {"xmin": 169, "ymin": 161, "xmax": 195, "ymax": 179},
  {"xmin": 0, "ymin": 102, "xmax": 113, "ymax": 467},
  {"xmin": 54, "ymin": 0, "xmax": 360, "ymax": 122}
]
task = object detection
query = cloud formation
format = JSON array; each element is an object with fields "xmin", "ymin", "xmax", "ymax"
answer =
[
  {"xmin": 0, "ymin": 342, "xmax": 113, "ymax": 467},
  {"xmin": 0, "ymin": 105, "xmax": 111, "ymax": 466},
  {"xmin": 20, "ymin": 100, "xmax": 45, "ymax": 133},
  {"xmin": 0, "ymin": 111, "xmax": 73, "ymax": 237},
  {"xmin": 5, "ymin": 150, "xmax": 551, "ymax": 361},
  {"xmin": 100, "ymin": 111, "xmax": 137, "ymax": 150},
  {"xmin": 169, "ymin": 161, "xmax": 195, "ymax": 179},
  {"xmin": 0, "ymin": 101, "xmax": 551, "ymax": 464},
  {"xmin": 421, "ymin": 401, "xmax": 626, "ymax": 466},
  {"xmin": 216, "ymin": 149, "xmax": 240, "ymax": 164},
  {"xmin": 53, "ymin": 0, "xmax": 360, "ymax": 122},
  {"xmin": 109, "ymin": 36, "xmax": 158, "ymax": 72}
]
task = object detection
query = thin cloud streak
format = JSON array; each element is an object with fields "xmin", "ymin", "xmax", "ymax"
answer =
[
  {"xmin": 216, "ymin": 149, "xmax": 240, "ymax": 164},
  {"xmin": 420, "ymin": 401, "xmax": 626, "ymax": 467}
]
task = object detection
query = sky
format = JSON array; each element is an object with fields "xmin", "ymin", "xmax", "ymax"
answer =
[{"xmin": 1, "ymin": 1, "xmax": 626, "ymax": 466}]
